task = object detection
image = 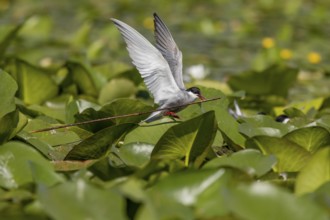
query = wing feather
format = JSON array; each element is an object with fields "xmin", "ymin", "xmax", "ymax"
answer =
[
  {"xmin": 111, "ymin": 18, "xmax": 181, "ymax": 105},
  {"xmin": 153, "ymin": 13, "xmax": 185, "ymax": 90}
]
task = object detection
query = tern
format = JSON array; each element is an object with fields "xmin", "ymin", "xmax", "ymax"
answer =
[{"xmin": 111, "ymin": 13, "xmax": 205, "ymax": 123}]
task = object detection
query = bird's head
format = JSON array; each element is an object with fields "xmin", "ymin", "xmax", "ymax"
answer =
[{"xmin": 186, "ymin": 87, "xmax": 206, "ymax": 100}]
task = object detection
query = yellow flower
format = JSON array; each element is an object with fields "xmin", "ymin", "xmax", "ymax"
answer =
[
  {"xmin": 262, "ymin": 37, "xmax": 275, "ymax": 49},
  {"xmin": 307, "ymin": 52, "xmax": 321, "ymax": 64},
  {"xmin": 143, "ymin": 17, "xmax": 154, "ymax": 30},
  {"xmin": 280, "ymin": 49, "xmax": 293, "ymax": 60}
]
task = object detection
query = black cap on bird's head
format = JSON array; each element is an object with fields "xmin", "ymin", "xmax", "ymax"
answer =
[{"xmin": 186, "ymin": 87, "xmax": 206, "ymax": 100}]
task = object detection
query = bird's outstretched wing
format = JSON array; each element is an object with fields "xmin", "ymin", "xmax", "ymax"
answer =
[
  {"xmin": 153, "ymin": 13, "xmax": 185, "ymax": 90},
  {"xmin": 112, "ymin": 18, "xmax": 181, "ymax": 105}
]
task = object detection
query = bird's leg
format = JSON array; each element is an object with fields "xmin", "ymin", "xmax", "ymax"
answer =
[{"xmin": 164, "ymin": 111, "xmax": 180, "ymax": 119}]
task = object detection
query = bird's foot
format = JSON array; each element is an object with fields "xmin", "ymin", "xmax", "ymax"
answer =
[{"xmin": 164, "ymin": 111, "xmax": 180, "ymax": 119}]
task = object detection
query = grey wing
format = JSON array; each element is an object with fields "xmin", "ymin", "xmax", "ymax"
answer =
[
  {"xmin": 111, "ymin": 18, "xmax": 181, "ymax": 105},
  {"xmin": 153, "ymin": 13, "xmax": 185, "ymax": 90}
]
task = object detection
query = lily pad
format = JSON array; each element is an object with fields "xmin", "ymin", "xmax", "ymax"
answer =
[
  {"xmin": 151, "ymin": 111, "xmax": 217, "ymax": 167},
  {"xmin": 295, "ymin": 147, "xmax": 330, "ymax": 195}
]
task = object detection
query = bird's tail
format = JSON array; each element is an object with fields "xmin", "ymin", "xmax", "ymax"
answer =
[{"xmin": 143, "ymin": 111, "xmax": 163, "ymax": 123}]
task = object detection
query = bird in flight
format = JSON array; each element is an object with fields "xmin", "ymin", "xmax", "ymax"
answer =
[{"xmin": 111, "ymin": 13, "xmax": 205, "ymax": 123}]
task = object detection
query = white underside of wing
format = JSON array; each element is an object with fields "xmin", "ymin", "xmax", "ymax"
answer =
[{"xmin": 111, "ymin": 18, "xmax": 181, "ymax": 105}]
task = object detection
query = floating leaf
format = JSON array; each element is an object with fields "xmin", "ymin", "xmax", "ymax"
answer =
[
  {"xmin": 151, "ymin": 111, "xmax": 217, "ymax": 167},
  {"xmin": 37, "ymin": 179, "xmax": 127, "ymax": 220},
  {"xmin": 0, "ymin": 109, "xmax": 18, "ymax": 144},
  {"xmin": 0, "ymin": 141, "xmax": 54, "ymax": 189},
  {"xmin": 138, "ymin": 169, "xmax": 228, "ymax": 219},
  {"xmin": 226, "ymin": 182, "xmax": 329, "ymax": 220},
  {"xmin": 295, "ymin": 147, "xmax": 330, "ymax": 195},
  {"xmin": 65, "ymin": 123, "xmax": 137, "ymax": 160},
  {"xmin": 100, "ymin": 98, "xmax": 153, "ymax": 124},
  {"xmin": 284, "ymin": 126, "xmax": 330, "ymax": 153},
  {"xmin": 247, "ymin": 136, "xmax": 311, "ymax": 172},
  {"xmin": 274, "ymin": 97, "xmax": 324, "ymax": 115},
  {"xmin": 239, "ymin": 115, "xmax": 292, "ymax": 138},
  {"xmin": 5, "ymin": 58, "xmax": 58, "ymax": 104},
  {"xmin": 65, "ymin": 61, "xmax": 99, "ymax": 97},
  {"xmin": 182, "ymin": 86, "xmax": 246, "ymax": 148},
  {"xmin": 204, "ymin": 149, "xmax": 276, "ymax": 177},
  {"xmin": 0, "ymin": 21, "xmax": 25, "ymax": 59},
  {"xmin": 124, "ymin": 121, "xmax": 176, "ymax": 145},
  {"xmin": 0, "ymin": 69, "xmax": 18, "ymax": 119},
  {"xmin": 113, "ymin": 142, "xmax": 154, "ymax": 168},
  {"xmin": 98, "ymin": 78, "xmax": 137, "ymax": 104},
  {"xmin": 228, "ymin": 65, "xmax": 298, "ymax": 97}
]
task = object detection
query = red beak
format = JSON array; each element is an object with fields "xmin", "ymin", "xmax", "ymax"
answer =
[{"xmin": 198, "ymin": 95, "xmax": 206, "ymax": 101}]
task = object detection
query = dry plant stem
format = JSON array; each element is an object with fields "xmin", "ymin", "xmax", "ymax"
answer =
[{"xmin": 30, "ymin": 97, "xmax": 221, "ymax": 133}]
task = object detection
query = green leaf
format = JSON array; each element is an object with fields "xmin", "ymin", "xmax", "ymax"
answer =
[
  {"xmin": 179, "ymin": 87, "xmax": 246, "ymax": 148},
  {"xmin": 228, "ymin": 65, "xmax": 298, "ymax": 97},
  {"xmin": 74, "ymin": 107, "xmax": 114, "ymax": 133},
  {"xmin": 303, "ymin": 181, "xmax": 330, "ymax": 211},
  {"xmin": 37, "ymin": 180, "xmax": 127, "ymax": 220},
  {"xmin": 18, "ymin": 118, "xmax": 81, "ymax": 160},
  {"xmin": 247, "ymin": 136, "xmax": 311, "ymax": 172},
  {"xmin": 284, "ymin": 126, "xmax": 330, "ymax": 153},
  {"xmin": 0, "ymin": 141, "xmax": 54, "ymax": 189},
  {"xmin": 98, "ymin": 78, "xmax": 137, "ymax": 104},
  {"xmin": 65, "ymin": 61, "xmax": 99, "ymax": 97},
  {"xmin": 0, "ymin": 21, "xmax": 25, "ymax": 59},
  {"xmin": 65, "ymin": 123, "xmax": 137, "ymax": 160},
  {"xmin": 151, "ymin": 111, "xmax": 217, "ymax": 166},
  {"xmin": 204, "ymin": 149, "xmax": 277, "ymax": 177},
  {"xmin": 29, "ymin": 161, "xmax": 64, "ymax": 187},
  {"xmin": 194, "ymin": 169, "xmax": 233, "ymax": 218},
  {"xmin": 140, "ymin": 169, "xmax": 228, "ymax": 219},
  {"xmin": 101, "ymin": 98, "xmax": 154, "ymax": 125},
  {"xmin": 274, "ymin": 97, "xmax": 324, "ymax": 115},
  {"xmin": 0, "ymin": 109, "xmax": 18, "ymax": 144},
  {"xmin": 6, "ymin": 59, "xmax": 58, "ymax": 104},
  {"xmin": 295, "ymin": 147, "xmax": 330, "ymax": 195},
  {"xmin": 226, "ymin": 182, "xmax": 329, "ymax": 220},
  {"xmin": 124, "ymin": 122, "xmax": 175, "ymax": 145},
  {"xmin": 239, "ymin": 115, "xmax": 293, "ymax": 138},
  {"xmin": 0, "ymin": 69, "xmax": 18, "ymax": 119},
  {"xmin": 112, "ymin": 142, "xmax": 153, "ymax": 168},
  {"xmin": 148, "ymin": 168, "xmax": 227, "ymax": 206},
  {"xmin": 201, "ymin": 87, "xmax": 246, "ymax": 148}
]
